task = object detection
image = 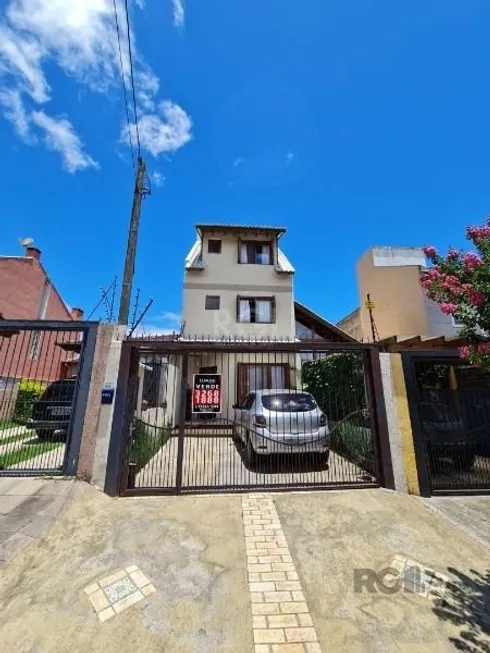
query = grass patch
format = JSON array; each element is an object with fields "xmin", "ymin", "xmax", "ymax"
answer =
[
  {"xmin": 0, "ymin": 420, "xmax": 17, "ymax": 431},
  {"xmin": 0, "ymin": 442, "xmax": 61, "ymax": 470},
  {"xmin": 129, "ymin": 419, "xmax": 171, "ymax": 471},
  {"xmin": 0, "ymin": 430, "xmax": 31, "ymax": 446}
]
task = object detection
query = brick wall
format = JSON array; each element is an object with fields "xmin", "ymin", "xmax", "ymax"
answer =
[{"xmin": 0, "ymin": 253, "xmax": 77, "ymax": 382}]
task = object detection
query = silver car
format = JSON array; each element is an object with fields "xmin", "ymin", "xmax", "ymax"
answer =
[{"xmin": 233, "ymin": 389, "xmax": 330, "ymax": 463}]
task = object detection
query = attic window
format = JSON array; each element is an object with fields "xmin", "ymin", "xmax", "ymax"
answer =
[{"xmin": 208, "ymin": 239, "xmax": 222, "ymax": 254}]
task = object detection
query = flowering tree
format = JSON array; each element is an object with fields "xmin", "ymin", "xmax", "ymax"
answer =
[{"xmin": 420, "ymin": 217, "xmax": 490, "ymax": 369}]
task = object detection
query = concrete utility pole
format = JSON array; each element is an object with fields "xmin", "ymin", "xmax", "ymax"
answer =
[{"xmin": 118, "ymin": 156, "xmax": 146, "ymax": 325}]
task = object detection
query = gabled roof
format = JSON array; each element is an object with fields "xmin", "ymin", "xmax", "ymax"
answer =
[{"xmin": 294, "ymin": 301, "xmax": 358, "ymax": 342}]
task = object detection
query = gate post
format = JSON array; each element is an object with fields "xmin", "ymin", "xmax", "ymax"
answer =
[
  {"xmin": 104, "ymin": 343, "xmax": 139, "ymax": 496},
  {"xmin": 175, "ymin": 353, "xmax": 189, "ymax": 494},
  {"xmin": 64, "ymin": 324, "xmax": 98, "ymax": 476},
  {"xmin": 365, "ymin": 347, "xmax": 395, "ymax": 490}
]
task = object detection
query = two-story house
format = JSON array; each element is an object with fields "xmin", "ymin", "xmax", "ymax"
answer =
[{"xmin": 337, "ymin": 246, "xmax": 463, "ymax": 342}]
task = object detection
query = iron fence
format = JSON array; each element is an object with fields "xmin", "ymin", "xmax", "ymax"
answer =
[
  {"xmin": 0, "ymin": 321, "xmax": 97, "ymax": 476},
  {"xmin": 107, "ymin": 338, "xmax": 393, "ymax": 495},
  {"xmin": 405, "ymin": 355, "xmax": 490, "ymax": 494}
]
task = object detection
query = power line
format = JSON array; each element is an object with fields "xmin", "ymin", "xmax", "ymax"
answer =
[
  {"xmin": 112, "ymin": 0, "xmax": 136, "ymax": 170},
  {"xmin": 123, "ymin": 0, "xmax": 141, "ymax": 156}
]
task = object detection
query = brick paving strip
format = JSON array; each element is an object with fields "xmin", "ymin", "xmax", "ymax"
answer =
[{"xmin": 242, "ymin": 494, "xmax": 322, "ymax": 653}]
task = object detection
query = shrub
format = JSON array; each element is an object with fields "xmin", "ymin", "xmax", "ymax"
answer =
[
  {"xmin": 129, "ymin": 418, "xmax": 170, "ymax": 471},
  {"xmin": 13, "ymin": 379, "xmax": 46, "ymax": 424},
  {"xmin": 331, "ymin": 411, "xmax": 375, "ymax": 475}
]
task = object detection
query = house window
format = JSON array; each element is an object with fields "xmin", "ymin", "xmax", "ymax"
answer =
[
  {"xmin": 239, "ymin": 241, "xmax": 272, "ymax": 265},
  {"xmin": 205, "ymin": 295, "xmax": 220, "ymax": 310},
  {"xmin": 237, "ymin": 363, "xmax": 290, "ymax": 402},
  {"xmin": 237, "ymin": 297, "xmax": 275, "ymax": 323},
  {"xmin": 451, "ymin": 315, "xmax": 464, "ymax": 328},
  {"xmin": 208, "ymin": 239, "xmax": 222, "ymax": 254}
]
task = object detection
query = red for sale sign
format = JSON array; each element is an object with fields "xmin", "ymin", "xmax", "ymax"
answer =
[{"xmin": 192, "ymin": 374, "xmax": 222, "ymax": 413}]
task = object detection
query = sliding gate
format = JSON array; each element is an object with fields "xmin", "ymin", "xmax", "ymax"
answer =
[{"xmin": 107, "ymin": 338, "xmax": 393, "ymax": 496}]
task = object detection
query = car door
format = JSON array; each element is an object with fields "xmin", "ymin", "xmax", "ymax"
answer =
[{"xmin": 237, "ymin": 393, "xmax": 255, "ymax": 441}]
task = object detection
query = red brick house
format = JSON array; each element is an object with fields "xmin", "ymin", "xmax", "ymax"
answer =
[{"xmin": 0, "ymin": 245, "xmax": 83, "ymax": 384}]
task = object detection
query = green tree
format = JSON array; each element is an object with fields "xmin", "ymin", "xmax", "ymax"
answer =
[{"xmin": 302, "ymin": 353, "xmax": 366, "ymax": 422}]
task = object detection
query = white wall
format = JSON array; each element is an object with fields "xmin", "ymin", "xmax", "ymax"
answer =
[{"xmin": 424, "ymin": 295, "xmax": 461, "ymax": 338}]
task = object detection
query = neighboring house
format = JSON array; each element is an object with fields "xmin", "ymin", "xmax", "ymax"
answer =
[
  {"xmin": 142, "ymin": 224, "xmax": 354, "ymax": 426},
  {"xmin": 0, "ymin": 244, "xmax": 83, "ymax": 384},
  {"xmin": 337, "ymin": 246, "xmax": 463, "ymax": 342}
]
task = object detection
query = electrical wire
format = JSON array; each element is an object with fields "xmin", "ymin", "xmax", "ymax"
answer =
[
  {"xmin": 123, "ymin": 0, "xmax": 141, "ymax": 157},
  {"xmin": 112, "ymin": 0, "xmax": 136, "ymax": 171}
]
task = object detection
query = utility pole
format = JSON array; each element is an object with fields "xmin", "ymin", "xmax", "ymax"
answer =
[
  {"xmin": 365, "ymin": 293, "xmax": 377, "ymax": 342},
  {"xmin": 118, "ymin": 156, "xmax": 146, "ymax": 325}
]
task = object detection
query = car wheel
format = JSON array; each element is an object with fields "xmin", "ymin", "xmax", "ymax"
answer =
[
  {"xmin": 452, "ymin": 452, "xmax": 475, "ymax": 472},
  {"xmin": 36, "ymin": 429, "xmax": 53, "ymax": 442}
]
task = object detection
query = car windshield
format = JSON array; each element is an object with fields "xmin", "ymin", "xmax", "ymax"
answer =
[{"xmin": 261, "ymin": 393, "xmax": 316, "ymax": 413}]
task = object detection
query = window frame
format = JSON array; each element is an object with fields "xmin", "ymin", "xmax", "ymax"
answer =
[
  {"xmin": 208, "ymin": 239, "xmax": 222, "ymax": 254},
  {"xmin": 205, "ymin": 295, "xmax": 220, "ymax": 310},
  {"xmin": 238, "ymin": 240, "xmax": 274, "ymax": 265},
  {"xmin": 236, "ymin": 296, "xmax": 276, "ymax": 324},
  {"xmin": 236, "ymin": 364, "xmax": 290, "ymax": 403}
]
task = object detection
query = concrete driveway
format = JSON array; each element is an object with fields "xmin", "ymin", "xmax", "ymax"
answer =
[
  {"xmin": 136, "ymin": 432, "xmax": 371, "ymax": 490},
  {"xmin": 0, "ymin": 483, "xmax": 489, "ymax": 652},
  {"xmin": 275, "ymin": 489, "xmax": 490, "ymax": 653}
]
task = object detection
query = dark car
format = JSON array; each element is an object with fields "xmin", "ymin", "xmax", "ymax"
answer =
[
  {"xmin": 28, "ymin": 378, "xmax": 76, "ymax": 441},
  {"xmin": 420, "ymin": 402, "xmax": 476, "ymax": 471}
]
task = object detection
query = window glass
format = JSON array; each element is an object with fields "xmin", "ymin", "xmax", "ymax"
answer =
[
  {"xmin": 261, "ymin": 393, "xmax": 317, "ymax": 412},
  {"xmin": 208, "ymin": 239, "xmax": 222, "ymax": 254},
  {"xmin": 205, "ymin": 295, "xmax": 220, "ymax": 310}
]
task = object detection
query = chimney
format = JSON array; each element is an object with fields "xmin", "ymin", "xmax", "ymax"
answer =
[
  {"xmin": 26, "ymin": 246, "xmax": 41, "ymax": 261},
  {"xmin": 70, "ymin": 307, "xmax": 84, "ymax": 320}
]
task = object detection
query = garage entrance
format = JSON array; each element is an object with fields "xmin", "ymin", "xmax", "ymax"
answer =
[
  {"xmin": 106, "ymin": 338, "xmax": 394, "ymax": 496},
  {"xmin": 403, "ymin": 353, "xmax": 490, "ymax": 494}
]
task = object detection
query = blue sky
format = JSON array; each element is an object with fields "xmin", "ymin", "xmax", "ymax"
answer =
[{"xmin": 1, "ymin": 0, "xmax": 490, "ymax": 331}]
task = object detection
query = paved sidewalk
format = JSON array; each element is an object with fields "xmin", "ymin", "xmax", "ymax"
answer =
[
  {"xmin": 0, "ymin": 486, "xmax": 251, "ymax": 653},
  {"xmin": 0, "ymin": 476, "xmax": 85, "ymax": 565},
  {"xmin": 420, "ymin": 495, "xmax": 490, "ymax": 550},
  {"xmin": 275, "ymin": 489, "xmax": 490, "ymax": 653}
]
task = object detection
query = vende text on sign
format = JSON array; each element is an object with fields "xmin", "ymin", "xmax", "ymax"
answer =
[{"xmin": 192, "ymin": 373, "xmax": 222, "ymax": 414}]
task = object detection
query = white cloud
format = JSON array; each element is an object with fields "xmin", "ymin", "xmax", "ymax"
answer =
[
  {"xmin": 126, "ymin": 100, "xmax": 192, "ymax": 157},
  {"xmin": 0, "ymin": 88, "xmax": 33, "ymax": 141},
  {"xmin": 0, "ymin": 0, "xmax": 192, "ymax": 170},
  {"xmin": 31, "ymin": 110, "xmax": 99, "ymax": 173},
  {"xmin": 151, "ymin": 170, "xmax": 165, "ymax": 187},
  {"xmin": 286, "ymin": 151, "xmax": 294, "ymax": 162},
  {"xmin": 159, "ymin": 311, "xmax": 181, "ymax": 323},
  {"xmin": 172, "ymin": 0, "xmax": 184, "ymax": 27}
]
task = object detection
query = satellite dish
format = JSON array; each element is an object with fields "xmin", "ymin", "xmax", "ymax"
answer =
[{"xmin": 19, "ymin": 237, "xmax": 34, "ymax": 247}]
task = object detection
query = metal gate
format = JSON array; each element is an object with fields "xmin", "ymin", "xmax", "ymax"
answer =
[
  {"xmin": 106, "ymin": 338, "xmax": 393, "ymax": 496},
  {"xmin": 0, "ymin": 320, "xmax": 97, "ymax": 476},
  {"xmin": 403, "ymin": 352, "xmax": 490, "ymax": 494}
]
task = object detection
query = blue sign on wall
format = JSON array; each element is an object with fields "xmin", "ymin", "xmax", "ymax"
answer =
[{"xmin": 101, "ymin": 383, "xmax": 115, "ymax": 405}]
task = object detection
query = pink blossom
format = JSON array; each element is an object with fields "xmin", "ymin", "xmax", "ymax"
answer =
[
  {"xmin": 459, "ymin": 346, "xmax": 471, "ymax": 358},
  {"xmin": 477, "ymin": 342, "xmax": 490, "ymax": 353},
  {"xmin": 462, "ymin": 252, "xmax": 483, "ymax": 270},
  {"xmin": 440, "ymin": 302, "xmax": 458, "ymax": 315},
  {"xmin": 467, "ymin": 225, "xmax": 490, "ymax": 243},
  {"xmin": 420, "ymin": 278, "xmax": 432, "ymax": 289},
  {"xmin": 468, "ymin": 290, "xmax": 485, "ymax": 307},
  {"xmin": 447, "ymin": 248, "xmax": 459, "ymax": 260},
  {"xmin": 422, "ymin": 245, "xmax": 438, "ymax": 259}
]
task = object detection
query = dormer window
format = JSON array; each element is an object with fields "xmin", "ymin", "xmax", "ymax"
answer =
[{"xmin": 239, "ymin": 241, "xmax": 272, "ymax": 265}]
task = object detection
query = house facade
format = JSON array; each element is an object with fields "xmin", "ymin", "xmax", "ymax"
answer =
[
  {"xmin": 139, "ymin": 224, "xmax": 355, "ymax": 426},
  {"xmin": 337, "ymin": 246, "xmax": 462, "ymax": 343},
  {"xmin": 0, "ymin": 244, "xmax": 83, "ymax": 397}
]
